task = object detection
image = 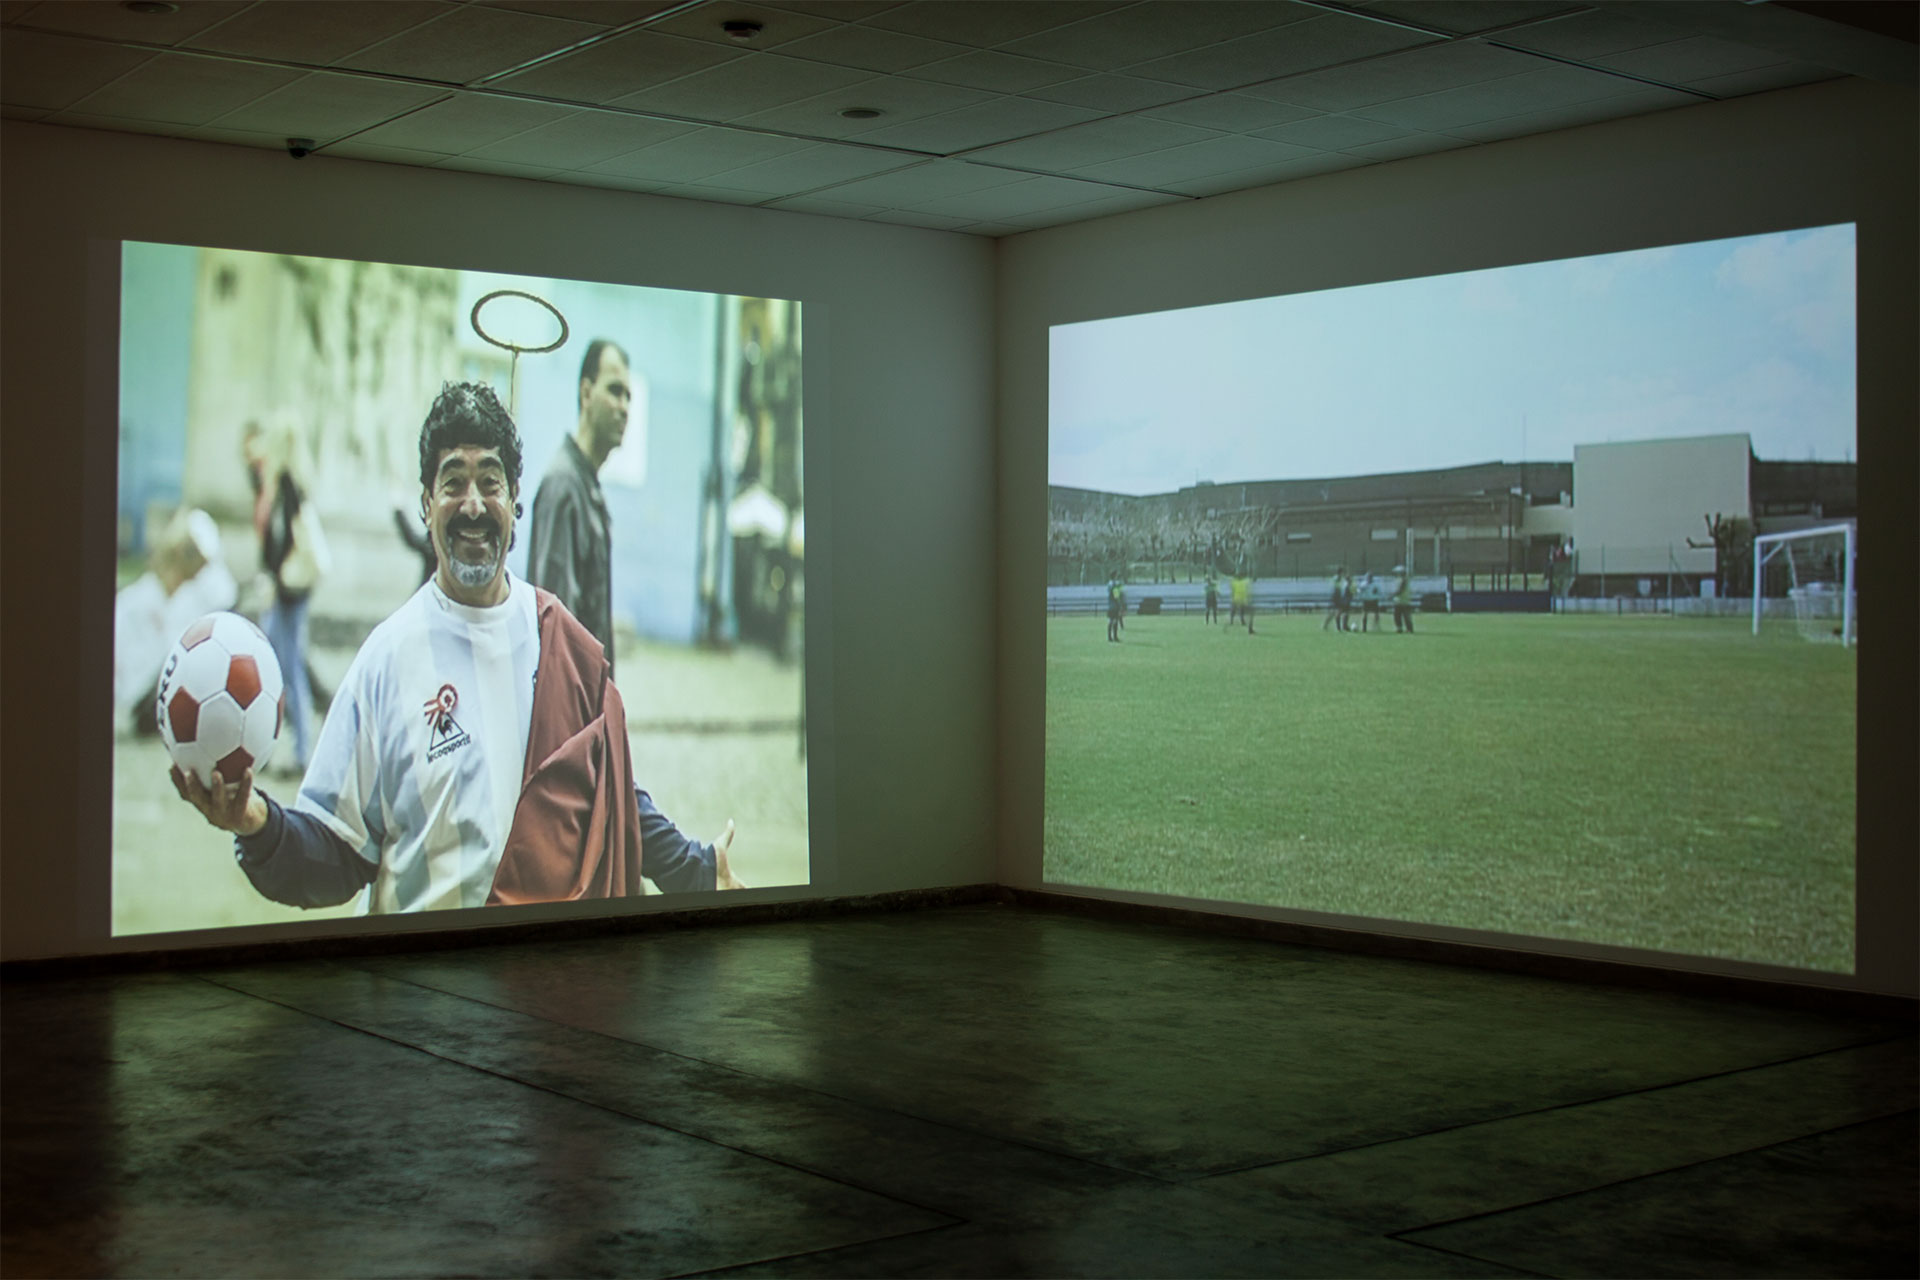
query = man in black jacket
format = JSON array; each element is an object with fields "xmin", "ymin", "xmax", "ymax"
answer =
[{"xmin": 527, "ymin": 337, "xmax": 630, "ymax": 674}]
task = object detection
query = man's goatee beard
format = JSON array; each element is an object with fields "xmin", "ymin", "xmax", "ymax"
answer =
[{"xmin": 450, "ymin": 551, "xmax": 500, "ymax": 589}]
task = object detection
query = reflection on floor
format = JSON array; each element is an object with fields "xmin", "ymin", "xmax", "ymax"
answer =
[{"xmin": 4, "ymin": 905, "xmax": 1914, "ymax": 1278}]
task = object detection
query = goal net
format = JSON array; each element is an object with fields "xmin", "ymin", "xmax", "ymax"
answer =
[{"xmin": 1753, "ymin": 522, "xmax": 1856, "ymax": 646}]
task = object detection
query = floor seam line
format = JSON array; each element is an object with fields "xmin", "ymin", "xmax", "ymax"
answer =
[
  {"xmin": 664, "ymin": 1220, "xmax": 972, "ymax": 1280},
  {"xmin": 1386, "ymin": 1106, "xmax": 1920, "ymax": 1240},
  {"xmin": 321, "ymin": 963, "xmax": 1175, "ymax": 1184},
  {"xmin": 191, "ymin": 972, "xmax": 972, "ymax": 1227},
  {"xmin": 1393, "ymin": 1234, "xmax": 1558, "ymax": 1279},
  {"xmin": 1188, "ymin": 1032, "xmax": 1918, "ymax": 1179}
]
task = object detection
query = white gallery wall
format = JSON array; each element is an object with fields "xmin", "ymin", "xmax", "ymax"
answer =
[
  {"xmin": 0, "ymin": 122, "xmax": 999, "ymax": 961},
  {"xmin": 994, "ymin": 79, "xmax": 1918, "ymax": 998}
]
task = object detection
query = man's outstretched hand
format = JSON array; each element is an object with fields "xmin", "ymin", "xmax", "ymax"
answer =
[
  {"xmin": 714, "ymin": 819, "xmax": 746, "ymax": 890},
  {"xmin": 171, "ymin": 765, "xmax": 269, "ymax": 837}
]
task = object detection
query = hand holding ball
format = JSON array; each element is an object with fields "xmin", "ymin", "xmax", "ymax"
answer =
[{"xmin": 157, "ymin": 611, "xmax": 284, "ymax": 789}]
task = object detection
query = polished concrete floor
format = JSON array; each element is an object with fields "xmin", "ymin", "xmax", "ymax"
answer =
[{"xmin": 4, "ymin": 904, "xmax": 1915, "ymax": 1278}]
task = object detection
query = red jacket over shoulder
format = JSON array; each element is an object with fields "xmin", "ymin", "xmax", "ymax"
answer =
[{"xmin": 488, "ymin": 588, "xmax": 643, "ymax": 904}]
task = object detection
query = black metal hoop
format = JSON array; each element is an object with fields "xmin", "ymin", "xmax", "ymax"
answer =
[{"xmin": 470, "ymin": 289, "xmax": 569, "ymax": 355}]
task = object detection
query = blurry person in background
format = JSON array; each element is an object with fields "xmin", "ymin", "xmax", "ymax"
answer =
[
  {"xmin": 528, "ymin": 337, "xmax": 630, "ymax": 675},
  {"xmin": 115, "ymin": 507, "xmax": 237, "ymax": 734},
  {"xmin": 254, "ymin": 413, "xmax": 328, "ymax": 775},
  {"xmin": 392, "ymin": 499, "xmax": 438, "ymax": 584}
]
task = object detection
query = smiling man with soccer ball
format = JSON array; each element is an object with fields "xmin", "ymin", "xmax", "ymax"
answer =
[{"xmin": 171, "ymin": 382, "xmax": 743, "ymax": 911}]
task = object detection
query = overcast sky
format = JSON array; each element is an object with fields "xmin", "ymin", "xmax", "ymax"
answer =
[{"xmin": 1049, "ymin": 223, "xmax": 1856, "ymax": 496}]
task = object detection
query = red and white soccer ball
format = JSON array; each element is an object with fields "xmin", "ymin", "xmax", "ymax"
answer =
[{"xmin": 156, "ymin": 611, "xmax": 284, "ymax": 788}]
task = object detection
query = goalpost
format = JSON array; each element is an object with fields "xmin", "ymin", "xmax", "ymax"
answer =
[{"xmin": 1753, "ymin": 522, "xmax": 1856, "ymax": 646}]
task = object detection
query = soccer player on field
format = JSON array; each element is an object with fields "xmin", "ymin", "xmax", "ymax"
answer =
[
  {"xmin": 171, "ymin": 382, "xmax": 743, "ymax": 912},
  {"xmin": 1359, "ymin": 572, "xmax": 1383, "ymax": 632},
  {"xmin": 1204, "ymin": 572, "xmax": 1219, "ymax": 624},
  {"xmin": 1231, "ymin": 574, "xmax": 1254, "ymax": 634},
  {"xmin": 1393, "ymin": 567, "xmax": 1415, "ymax": 633},
  {"xmin": 1106, "ymin": 575, "xmax": 1125, "ymax": 642},
  {"xmin": 1322, "ymin": 566, "xmax": 1342, "ymax": 631}
]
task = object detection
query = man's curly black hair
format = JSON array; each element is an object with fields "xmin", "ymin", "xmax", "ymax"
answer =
[{"xmin": 418, "ymin": 381, "xmax": 524, "ymax": 497}]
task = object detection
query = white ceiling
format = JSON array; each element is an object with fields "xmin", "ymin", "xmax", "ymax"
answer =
[{"xmin": 3, "ymin": 0, "xmax": 1912, "ymax": 236}]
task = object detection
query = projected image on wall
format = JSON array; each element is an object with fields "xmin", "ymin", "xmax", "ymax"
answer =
[
  {"xmin": 114, "ymin": 242, "xmax": 808, "ymax": 936},
  {"xmin": 1046, "ymin": 225, "xmax": 1857, "ymax": 972}
]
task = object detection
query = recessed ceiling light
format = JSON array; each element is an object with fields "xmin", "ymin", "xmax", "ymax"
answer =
[
  {"xmin": 722, "ymin": 20, "xmax": 763, "ymax": 41},
  {"xmin": 840, "ymin": 108, "xmax": 882, "ymax": 121}
]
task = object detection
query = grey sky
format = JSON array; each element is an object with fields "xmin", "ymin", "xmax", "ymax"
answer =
[{"xmin": 1050, "ymin": 224, "xmax": 1856, "ymax": 496}]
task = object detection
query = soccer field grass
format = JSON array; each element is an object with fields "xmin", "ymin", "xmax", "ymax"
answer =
[{"xmin": 1044, "ymin": 611, "xmax": 1856, "ymax": 972}]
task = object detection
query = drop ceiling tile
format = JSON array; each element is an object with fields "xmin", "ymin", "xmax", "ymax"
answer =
[
  {"xmin": 479, "ymin": 1, "xmax": 680, "ymax": 25},
  {"xmin": 493, "ymin": 30, "xmax": 745, "ymax": 102},
  {"xmin": 653, "ymin": 181, "xmax": 771, "ymax": 205},
  {"xmin": 907, "ymin": 48, "xmax": 1084, "ymax": 93},
  {"xmin": 703, "ymin": 140, "xmax": 923, "ymax": 193},
  {"xmin": 323, "ymin": 139, "xmax": 456, "ymax": 165},
  {"xmin": 1443, "ymin": 85, "xmax": 1692, "ymax": 142},
  {"xmin": 761, "ymin": 1, "xmax": 904, "ymax": 20},
  {"xmin": 468, "ymin": 110, "xmax": 698, "ymax": 166},
  {"xmin": 1351, "ymin": 62, "xmax": 1647, "ymax": 131},
  {"xmin": 351, "ymin": 93, "xmax": 572, "ymax": 152},
  {"xmin": 41, "ymin": 110, "xmax": 191, "ymax": 138},
  {"xmin": 205, "ymin": 71, "xmax": 449, "ymax": 138},
  {"xmin": 611, "ymin": 50, "xmax": 869, "ymax": 119},
  {"xmin": 68, "ymin": 53, "xmax": 302, "ymax": 126},
  {"xmin": 1241, "ymin": 40, "xmax": 1541, "ymax": 111},
  {"xmin": 1351, "ymin": 1, "xmax": 1582, "ymax": 37},
  {"xmin": 764, "ymin": 193, "xmax": 889, "ymax": 216},
  {"xmin": 1140, "ymin": 91, "xmax": 1316, "ymax": 132},
  {"xmin": 435, "ymin": 153, "xmax": 564, "ymax": 178},
  {"xmin": 565, "ymin": 169, "xmax": 669, "ymax": 191},
  {"xmin": 1594, "ymin": 36, "xmax": 1792, "ymax": 85},
  {"xmin": 1494, "ymin": 7, "xmax": 1683, "ymax": 61},
  {"xmin": 967, "ymin": 115, "xmax": 1218, "ymax": 170},
  {"xmin": 1001, "ymin": 1, "xmax": 1312, "ymax": 72},
  {"xmin": 903, "ymin": 172, "xmax": 1125, "ymax": 218},
  {"xmin": 865, "ymin": 208, "xmax": 977, "ymax": 230},
  {"xmin": 1164, "ymin": 149, "xmax": 1367, "ymax": 195},
  {"xmin": 185, "ymin": 2, "xmax": 447, "ymax": 64},
  {"xmin": 852, "ymin": 94, "xmax": 1100, "ymax": 152},
  {"xmin": 775, "ymin": 21, "xmax": 972, "ymax": 73},
  {"xmin": 1688, "ymin": 63, "xmax": 1839, "ymax": 98},
  {"xmin": 339, "ymin": 4, "xmax": 605, "ymax": 85},
  {"xmin": 1130, "ymin": 13, "xmax": 1442, "ymax": 90},
  {"xmin": 13, "ymin": 0, "xmax": 249, "ymax": 45},
  {"xmin": 582, "ymin": 125, "xmax": 810, "ymax": 180},
  {"xmin": 1342, "ymin": 131, "xmax": 1471, "ymax": 161},
  {"xmin": 862, "ymin": 1, "xmax": 1113, "ymax": 48},
  {"xmin": 1003, "ymin": 186, "xmax": 1184, "ymax": 224},
  {"xmin": 1250, "ymin": 112, "xmax": 1409, "ymax": 151},
  {"xmin": 732, "ymin": 73, "xmax": 991, "ymax": 138},
  {"xmin": 184, "ymin": 123, "xmax": 301, "ymax": 149},
  {"xmin": 1021, "ymin": 72, "xmax": 1198, "ymax": 113},
  {"xmin": 0, "ymin": 29, "xmax": 154, "ymax": 111},
  {"xmin": 1070, "ymin": 133, "xmax": 1315, "ymax": 186},
  {"xmin": 800, "ymin": 158, "xmax": 1025, "ymax": 205},
  {"xmin": 645, "ymin": 1, "xmax": 839, "ymax": 49}
]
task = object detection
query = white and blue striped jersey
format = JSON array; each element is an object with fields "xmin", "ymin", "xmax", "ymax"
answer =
[{"xmin": 294, "ymin": 574, "xmax": 540, "ymax": 914}]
